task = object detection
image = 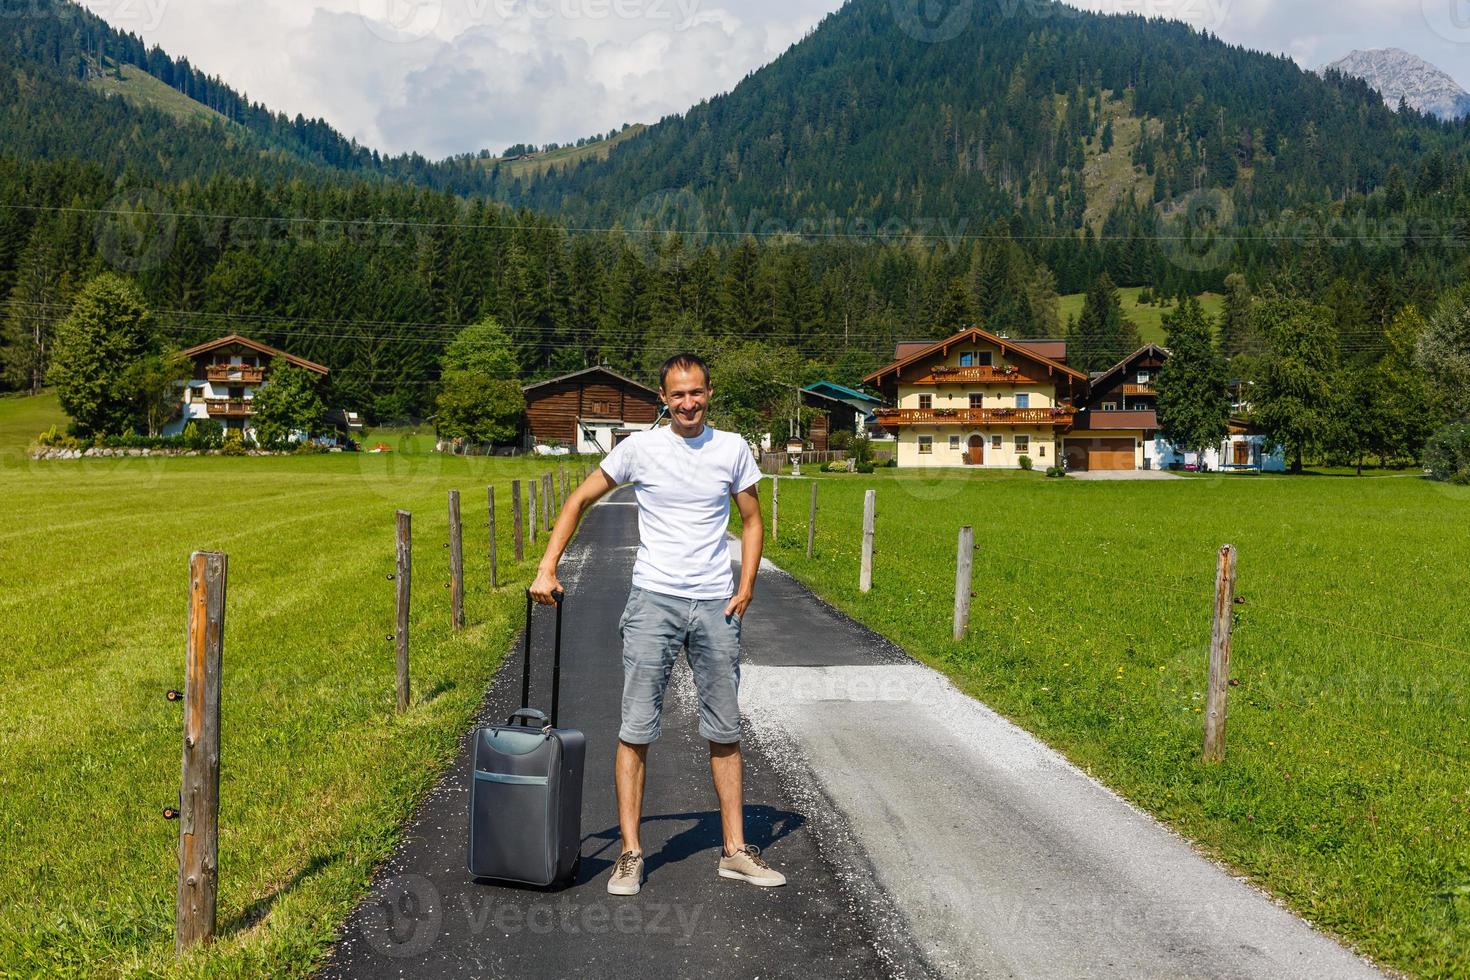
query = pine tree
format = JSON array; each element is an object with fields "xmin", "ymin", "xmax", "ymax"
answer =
[
  {"xmin": 47, "ymin": 273, "xmax": 157, "ymax": 436},
  {"xmin": 1156, "ymin": 296, "xmax": 1228, "ymax": 455}
]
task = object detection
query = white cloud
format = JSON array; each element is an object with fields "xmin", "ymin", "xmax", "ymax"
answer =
[
  {"xmin": 85, "ymin": 0, "xmax": 1470, "ymax": 159},
  {"xmin": 85, "ymin": 0, "xmax": 830, "ymax": 158}
]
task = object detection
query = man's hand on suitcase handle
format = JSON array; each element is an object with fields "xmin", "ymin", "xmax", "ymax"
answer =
[{"xmin": 529, "ymin": 568, "xmax": 563, "ymax": 605}]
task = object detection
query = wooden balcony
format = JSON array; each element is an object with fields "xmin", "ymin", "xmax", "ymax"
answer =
[
  {"xmin": 205, "ymin": 398, "xmax": 252, "ymax": 418},
  {"xmin": 921, "ymin": 365, "xmax": 1041, "ymax": 385},
  {"xmin": 1123, "ymin": 383, "xmax": 1156, "ymax": 396},
  {"xmin": 874, "ymin": 407, "xmax": 1074, "ymax": 428},
  {"xmin": 206, "ymin": 364, "xmax": 265, "ymax": 384}
]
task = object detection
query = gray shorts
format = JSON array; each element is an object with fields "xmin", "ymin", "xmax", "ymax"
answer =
[{"xmin": 617, "ymin": 585, "xmax": 742, "ymax": 745}]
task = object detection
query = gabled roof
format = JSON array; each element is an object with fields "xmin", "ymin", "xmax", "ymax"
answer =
[
  {"xmin": 803, "ymin": 380, "xmax": 882, "ymax": 405},
  {"xmin": 865, "ymin": 326, "xmax": 1088, "ymax": 387},
  {"xmin": 180, "ymin": 334, "xmax": 329, "ymax": 375},
  {"xmin": 1089, "ymin": 344, "xmax": 1169, "ymax": 391},
  {"xmin": 521, "ymin": 365, "xmax": 659, "ymax": 397}
]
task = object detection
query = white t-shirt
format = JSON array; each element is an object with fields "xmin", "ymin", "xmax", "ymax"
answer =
[{"xmin": 599, "ymin": 424, "xmax": 763, "ymax": 599}]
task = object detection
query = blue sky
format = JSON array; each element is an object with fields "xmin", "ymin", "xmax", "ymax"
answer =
[{"xmin": 83, "ymin": 0, "xmax": 1470, "ymax": 159}]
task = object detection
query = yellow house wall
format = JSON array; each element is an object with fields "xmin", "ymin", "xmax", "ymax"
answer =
[{"xmin": 896, "ymin": 427, "xmax": 1059, "ymax": 468}]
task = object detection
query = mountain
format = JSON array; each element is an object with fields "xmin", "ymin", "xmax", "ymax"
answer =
[
  {"xmin": 0, "ymin": 0, "xmax": 502, "ymax": 192},
  {"xmin": 1320, "ymin": 48, "xmax": 1470, "ymax": 121},
  {"xmin": 486, "ymin": 0, "xmax": 1466, "ymax": 235}
]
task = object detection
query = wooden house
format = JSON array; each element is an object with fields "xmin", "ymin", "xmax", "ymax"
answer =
[
  {"xmin": 522, "ymin": 366, "xmax": 662, "ymax": 452},
  {"xmin": 863, "ymin": 327, "xmax": 1088, "ymax": 468},
  {"xmin": 163, "ymin": 334, "xmax": 329, "ymax": 441},
  {"xmin": 1064, "ymin": 344, "xmax": 1165, "ymax": 471}
]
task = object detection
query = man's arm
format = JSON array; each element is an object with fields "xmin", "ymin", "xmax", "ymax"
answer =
[
  {"xmin": 725, "ymin": 484, "xmax": 763, "ymax": 619},
  {"xmin": 529, "ymin": 466, "xmax": 618, "ymax": 604}
]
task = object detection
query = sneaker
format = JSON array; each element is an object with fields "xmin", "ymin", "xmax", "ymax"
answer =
[
  {"xmin": 717, "ymin": 844, "xmax": 786, "ymax": 887},
  {"xmin": 607, "ymin": 849, "xmax": 643, "ymax": 896}
]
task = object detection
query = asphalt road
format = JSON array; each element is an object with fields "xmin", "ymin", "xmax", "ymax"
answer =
[
  {"xmin": 324, "ymin": 480, "xmax": 1385, "ymax": 980},
  {"xmin": 322, "ymin": 485, "xmax": 928, "ymax": 980}
]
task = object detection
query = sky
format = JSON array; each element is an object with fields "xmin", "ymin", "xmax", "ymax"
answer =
[{"xmin": 81, "ymin": 0, "xmax": 1470, "ymax": 160}]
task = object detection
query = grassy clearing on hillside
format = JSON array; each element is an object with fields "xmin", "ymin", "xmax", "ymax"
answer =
[
  {"xmin": 1057, "ymin": 286, "xmax": 1224, "ymax": 346},
  {"xmin": 0, "ymin": 393, "xmax": 592, "ymax": 977},
  {"xmin": 746, "ymin": 468, "xmax": 1470, "ymax": 979},
  {"xmin": 86, "ymin": 58, "xmax": 227, "ymax": 129},
  {"xmin": 481, "ymin": 124, "xmax": 646, "ymax": 180}
]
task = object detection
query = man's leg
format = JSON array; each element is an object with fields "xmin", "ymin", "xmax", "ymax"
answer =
[
  {"xmin": 616, "ymin": 739, "xmax": 650, "ymax": 854},
  {"xmin": 708, "ymin": 740, "xmax": 745, "ymax": 855}
]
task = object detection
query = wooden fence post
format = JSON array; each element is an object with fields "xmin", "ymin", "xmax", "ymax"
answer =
[
  {"xmin": 176, "ymin": 550, "xmax": 227, "ymax": 953},
  {"xmin": 953, "ymin": 525, "xmax": 974, "ymax": 641},
  {"xmin": 806, "ymin": 480, "xmax": 817, "ymax": 559},
  {"xmin": 543, "ymin": 473, "xmax": 553, "ymax": 530},
  {"xmin": 486, "ymin": 486, "xmax": 498, "ymax": 588},
  {"xmin": 394, "ymin": 511, "xmax": 411, "ymax": 712},
  {"xmin": 448, "ymin": 490, "xmax": 464, "ymax": 630},
  {"xmin": 771, "ymin": 475, "xmax": 779, "ymax": 543},
  {"xmin": 860, "ymin": 489, "xmax": 875, "ymax": 593},
  {"xmin": 535, "ymin": 476, "xmax": 546, "ymax": 543},
  {"xmin": 1203, "ymin": 544, "xmax": 1237, "ymax": 763}
]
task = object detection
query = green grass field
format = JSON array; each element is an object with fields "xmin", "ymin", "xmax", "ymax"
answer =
[
  {"xmin": 1057, "ymin": 286, "xmax": 1225, "ymax": 346},
  {"xmin": 0, "ymin": 393, "xmax": 590, "ymax": 977},
  {"xmin": 750, "ymin": 467, "xmax": 1470, "ymax": 979}
]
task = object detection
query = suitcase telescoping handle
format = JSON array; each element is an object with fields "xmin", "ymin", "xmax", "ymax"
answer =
[{"xmin": 519, "ymin": 588, "xmax": 565, "ymax": 728}]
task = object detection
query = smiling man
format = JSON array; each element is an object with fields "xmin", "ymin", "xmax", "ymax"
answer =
[{"xmin": 530, "ymin": 352, "xmax": 784, "ymax": 896}]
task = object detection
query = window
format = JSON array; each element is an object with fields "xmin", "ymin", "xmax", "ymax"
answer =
[
  {"xmin": 1016, "ymin": 435, "xmax": 1030, "ymax": 454},
  {"xmin": 918, "ymin": 435, "xmax": 933, "ymax": 454},
  {"xmin": 1101, "ymin": 401, "xmax": 1117, "ymax": 412},
  {"xmin": 1015, "ymin": 393, "xmax": 1030, "ymax": 409},
  {"xmin": 949, "ymin": 435, "xmax": 961, "ymax": 451},
  {"xmin": 1137, "ymin": 371, "xmax": 1151, "ymax": 383},
  {"xmin": 978, "ymin": 351, "xmax": 993, "ymax": 367},
  {"xmin": 991, "ymin": 435, "xmax": 1002, "ymax": 449},
  {"xmin": 959, "ymin": 352, "xmax": 974, "ymax": 367},
  {"xmin": 1039, "ymin": 444, "xmax": 1046, "ymax": 458},
  {"xmin": 918, "ymin": 394, "xmax": 932, "ymax": 410},
  {"xmin": 969, "ymin": 393, "xmax": 984, "ymax": 409}
]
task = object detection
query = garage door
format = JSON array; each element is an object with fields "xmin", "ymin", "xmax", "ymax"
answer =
[{"xmin": 1065, "ymin": 438, "xmax": 1135, "ymax": 471}]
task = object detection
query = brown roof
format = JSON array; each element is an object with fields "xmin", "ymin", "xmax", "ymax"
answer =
[
  {"xmin": 866, "ymin": 326, "xmax": 1089, "ymax": 387},
  {"xmin": 521, "ymin": 365, "xmax": 659, "ymax": 397},
  {"xmin": 180, "ymin": 334, "xmax": 329, "ymax": 375},
  {"xmin": 1012, "ymin": 339, "xmax": 1068, "ymax": 363},
  {"xmin": 893, "ymin": 341, "xmax": 932, "ymax": 360}
]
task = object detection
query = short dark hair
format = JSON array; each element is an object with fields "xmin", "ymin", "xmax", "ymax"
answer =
[{"xmin": 659, "ymin": 353, "xmax": 710, "ymax": 390}]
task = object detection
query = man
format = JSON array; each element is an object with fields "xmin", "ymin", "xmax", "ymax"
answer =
[{"xmin": 530, "ymin": 352, "xmax": 786, "ymax": 897}]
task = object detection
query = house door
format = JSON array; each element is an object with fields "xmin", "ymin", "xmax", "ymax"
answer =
[
  {"xmin": 967, "ymin": 434, "xmax": 984, "ymax": 465},
  {"xmin": 1233, "ymin": 440, "xmax": 1250, "ymax": 465}
]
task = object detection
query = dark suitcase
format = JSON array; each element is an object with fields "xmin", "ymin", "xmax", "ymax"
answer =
[{"xmin": 467, "ymin": 589, "xmax": 586, "ymax": 886}]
